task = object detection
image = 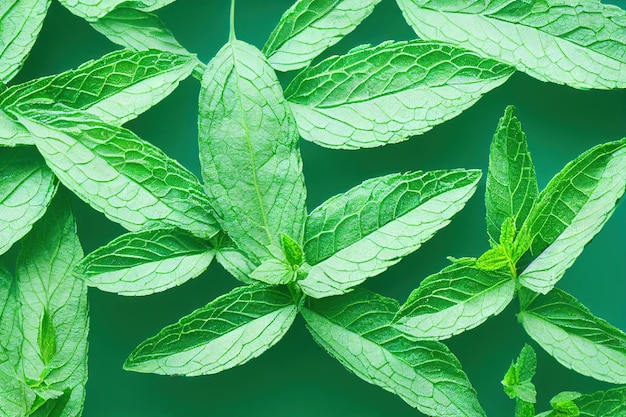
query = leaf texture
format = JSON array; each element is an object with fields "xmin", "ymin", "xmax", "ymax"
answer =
[
  {"xmin": 575, "ymin": 387, "xmax": 626, "ymax": 417},
  {"xmin": 299, "ymin": 169, "xmax": 481, "ymax": 298},
  {"xmin": 58, "ymin": 0, "xmax": 174, "ymax": 21},
  {"xmin": 285, "ymin": 40, "xmax": 514, "ymax": 148}
]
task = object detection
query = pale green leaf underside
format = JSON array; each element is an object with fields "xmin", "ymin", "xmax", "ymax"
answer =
[
  {"xmin": 0, "ymin": 0, "xmax": 50, "ymax": 83},
  {"xmin": 250, "ymin": 259, "xmax": 294, "ymax": 285},
  {"xmin": 517, "ymin": 138, "xmax": 626, "ymax": 294},
  {"xmin": 76, "ymin": 228, "xmax": 214, "ymax": 296},
  {"xmin": 485, "ymin": 105, "xmax": 537, "ymax": 243},
  {"xmin": 125, "ymin": 284, "xmax": 297, "ymax": 376},
  {"xmin": 0, "ymin": 49, "xmax": 195, "ymax": 127},
  {"xmin": 0, "ymin": 109, "xmax": 34, "ymax": 147},
  {"xmin": 212, "ymin": 238, "xmax": 257, "ymax": 285},
  {"xmin": 199, "ymin": 40, "xmax": 306, "ymax": 263},
  {"xmin": 58, "ymin": 0, "xmax": 174, "ymax": 21},
  {"xmin": 263, "ymin": 0, "xmax": 381, "ymax": 71},
  {"xmin": 285, "ymin": 40, "xmax": 513, "ymax": 149},
  {"xmin": 299, "ymin": 169, "xmax": 481, "ymax": 298},
  {"xmin": 575, "ymin": 387, "xmax": 626, "ymax": 417},
  {"xmin": 395, "ymin": 263, "xmax": 515, "ymax": 340},
  {"xmin": 0, "ymin": 363, "xmax": 36, "ymax": 417},
  {"xmin": 0, "ymin": 264, "xmax": 22, "ymax": 369},
  {"xmin": 91, "ymin": 7, "xmax": 190, "ymax": 56},
  {"xmin": 396, "ymin": 0, "xmax": 626, "ymax": 89},
  {"xmin": 16, "ymin": 111, "xmax": 219, "ymax": 240},
  {"xmin": 303, "ymin": 288, "xmax": 485, "ymax": 416},
  {"xmin": 0, "ymin": 146, "xmax": 56, "ymax": 256},
  {"xmin": 519, "ymin": 288, "xmax": 626, "ymax": 384}
]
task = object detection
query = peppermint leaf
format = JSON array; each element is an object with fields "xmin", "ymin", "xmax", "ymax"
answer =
[
  {"xmin": 502, "ymin": 344, "xmax": 537, "ymax": 404},
  {"xmin": 75, "ymin": 228, "xmax": 214, "ymax": 296},
  {"xmin": 575, "ymin": 387, "xmax": 626, "ymax": 417},
  {"xmin": 58, "ymin": 0, "xmax": 175, "ymax": 21},
  {"xmin": 516, "ymin": 138, "xmax": 626, "ymax": 294},
  {"xmin": 284, "ymin": 40, "xmax": 513, "ymax": 149},
  {"xmin": 263, "ymin": 0, "xmax": 382, "ymax": 71},
  {"xmin": 302, "ymin": 287, "xmax": 486, "ymax": 416},
  {"xmin": 395, "ymin": 262, "xmax": 515, "ymax": 340},
  {"xmin": 0, "ymin": 146, "xmax": 57, "ymax": 256},
  {"xmin": 198, "ymin": 40, "xmax": 306, "ymax": 264},
  {"xmin": 396, "ymin": 0, "xmax": 626, "ymax": 89},
  {"xmin": 518, "ymin": 288, "xmax": 626, "ymax": 384},
  {"xmin": 249, "ymin": 259, "xmax": 294, "ymax": 285},
  {"xmin": 16, "ymin": 110, "xmax": 218, "ymax": 239},
  {"xmin": 124, "ymin": 284, "xmax": 297, "ymax": 376},
  {"xmin": 0, "ymin": 0, "xmax": 50, "ymax": 83},
  {"xmin": 211, "ymin": 236, "xmax": 257, "ymax": 285},
  {"xmin": 299, "ymin": 169, "xmax": 481, "ymax": 298}
]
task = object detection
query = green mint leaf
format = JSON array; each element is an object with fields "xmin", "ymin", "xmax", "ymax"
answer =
[
  {"xmin": 58, "ymin": 0, "xmax": 174, "ymax": 21},
  {"xmin": 124, "ymin": 284, "xmax": 297, "ymax": 376},
  {"xmin": 212, "ymin": 238, "xmax": 257, "ymax": 285},
  {"xmin": 1, "ymin": 109, "xmax": 34, "ymax": 146},
  {"xmin": 485, "ymin": 106, "xmax": 538, "ymax": 244},
  {"xmin": 396, "ymin": 0, "xmax": 626, "ymax": 89},
  {"xmin": 550, "ymin": 392, "xmax": 582, "ymax": 417},
  {"xmin": 198, "ymin": 40, "xmax": 306, "ymax": 264},
  {"xmin": 515, "ymin": 400, "xmax": 536, "ymax": 417},
  {"xmin": 249, "ymin": 259, "xmax": 294, "ymax": 285},
  {"xmin": 300, "ymin": 169, "xmax": 481, "ymax": 298},
  {"xmin": 262, "ymin": 0, "xmax": 382, "ymax": 71},
  {"xmin": 475, "ymin": 246, "xmax": 510, "ymax": 272},
  {"xmin": 302, "ymin": 287, "xmax": 486, "ymax": 416},
  {"xmin": 15, "ymin": 110, "xmax": 219, "ymax": 239},
  {"xmin": 516, "ymin": 343, "xmax": 537, "ymax": 383},
  {"xmin": 395, "ymin": 262, "xmax": 515, "ymax": 340},
  {"xmin": 518, "ymin": 288, "xmax": 626, "ymax": 384},
  {"xmin": 75, "ymin": 228, "xmax": 215, "ymax": 296},
  {"xmin": 0, "ymin": 146, "xmax": 57, "ymax": 255},
  {"xmin": 574, "ymin": 387, "xmax": 626, "ymax": 417},
  {"xmin": 516, "ymin": 138, "xmax": 626, "ymax": 294},
  {"xmin": 1, "ymin": 49, "xmax": 195, "ymax": 126},
  {"xmin": 16, "ymin": 191, "xmax": 87, "ymax": 416},
  {"xmin": 0, "ymin": 365, "xmax": 36, "ymax": 417},
  {"xmin": 502, "ymin": 344, "xmax": 537, "ymax": 403},
  {"xmin": 29, "ymin": 389, "xmax": 71, "ymax": 417},
  {"xmin": 0, "ymin": 0, "xmax": 50, "ymax": 83},
  {"xmin": 280, "ymin": 233, "xmax": 303, "ymax": 267},
  {"xmin": 284, "ymin": 40, "xmax": 513, "ymax": 149}
]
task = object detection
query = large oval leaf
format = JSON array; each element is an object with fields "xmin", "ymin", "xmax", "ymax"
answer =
[{"xmin": 58, "ymin": 0, "xmax": 174, "ymax": 21}]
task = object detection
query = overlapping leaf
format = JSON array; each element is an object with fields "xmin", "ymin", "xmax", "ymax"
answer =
[
  {"xmin": 263, "ymin": 0, "xmax": 382, "ymax": 71},
  {"xmin": 58, "ymin": 0, "xmax": 175, "ymax": 21},
  {"xmin": 302, "ymin": 288, "xmax": 485, "ymax": 416},
  {"xmin": 394, "ymin": 261, "xmax": 515, "ymax": 340},
  {"xmin": 575, "ymin": 387, "xmax": 626, "ymax": 417},
  {"xmin": 519, "ymin": 288, "xmax": 626, "ymax": 384},
  {"xmin": 396, "ymin": 0, "xmax": 626, "ymax": 89},
  {"xmin": 75, "ymin": 228, "xmax": 214, "ymax": 296},
  {"xmin": 198, "ymin": 39, "xmax": 306, "ymax": 264},
  {"xmin": 284, "ymin": 40, "xmax": 514, "ymax": 148},
  {"xmin": 124, "ymin": 284, "xmax": 297, "ymax": 376},
  {"xmin": 299, "ymin": 169, "xmax": 481, "ymax": 298}
]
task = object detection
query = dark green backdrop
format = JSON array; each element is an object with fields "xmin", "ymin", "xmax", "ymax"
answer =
[{"xmin": 15, "ymin": 1, "xmax": 626, "ymax": 416}]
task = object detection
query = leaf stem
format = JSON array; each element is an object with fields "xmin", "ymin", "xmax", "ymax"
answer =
[{"xmin": 229, "ymin": 0, "xmax": 236, "ymax": 41}]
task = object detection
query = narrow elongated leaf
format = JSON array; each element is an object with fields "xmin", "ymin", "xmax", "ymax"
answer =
[
  {"xmin": 0, "ymin": 146, "xmax": 57, "ymax": 255},
  {"xmin": 124, "ymin": 284, "xmax": 297, "ymax": 376},
  {"xmin": 91, "ymin": 8, "xmax": 190, "ymax": 55},
  {"xmin": 75, "ymin": 228, "xmax": 214, "ymax": 296},
  {"xmin": 1, "ymin": 49, "xmax": 195, "ymax": 126},
  {"xmin": 16, "ymin": 110, "xmax": 218, "ymax": 239},
  {"xmin": 16, "ymin": 192, "xmax": 87, "ymax": 417},
  {"xmin": 299, "ymin": 169, "xmax": 481, "ymax": 298},
  {"xmin": 575, "ymin": 387, "xmax": 626, "ymax": 417},
  {"xmin": 394, "ymin": 262, "xmax": 515, "ymax": 340},
  {"xmin": 485, "ymin": 105, "xmax": 538, "ymax": 243},
  {"xmin": 198, "ymin": 40, "xmax": 306, "ymax": 263},
  {"xmin": 519, "ymin": 288, "xmax": 626, "ymax": 384},
  {"xmin": 58, "ymin": 0, "xmax": 174, "ymax": 21},
  {"xmin": 516, "ymin": 138, "xmax": 626, "ymax": 294},
  {"xmin": 396, "ymin": 0, "xmax": 626, "ymax": 89},
  {"xmin": 302, "ymin": 288, "xmax": 485, "ymax": 416},
  {"xmin": 284, "ymin": 40, "xmax": 514, "ymax": 149},
  {"xmin": 263, "ymin": 0, "xmax": 381, "ymax": 71},
  {"xmin": 0, "ymin": 0, "xmax": 50, "ymax": 83}
]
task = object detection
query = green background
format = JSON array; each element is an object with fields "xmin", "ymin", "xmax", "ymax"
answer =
[{"xmin": 14, "ymin": 1, "xmax": 626, "ymax": 416}]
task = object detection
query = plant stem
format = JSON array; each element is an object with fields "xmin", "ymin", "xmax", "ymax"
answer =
[{"xmin": 229, "ymin": 0, "xmax": 236, "ymax": 41}]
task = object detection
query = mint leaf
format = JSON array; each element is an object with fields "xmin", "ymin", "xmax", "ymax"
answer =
[
  {"xmin": 299, "ymin": 169, "xmax": 481, "ymax": 298},
  {"xmin": 16, "ymin": 110, "xmax": 219, "ymax": 239},
  {"xmin": 198, "ymin": 40, "xmax": 306, "ymax": 264},
  {"xmin": 75, "ymin": 228, "xmax": 215, "ymax": 296},
  {"xmin": 518, "ymin": 288, "xmax": 626, "ymax": 384},
  {"xmin": 58, "ymin": 0, "xmax": 175, "ymax": 21},
  {"xmin": 502, "ymin": 344, "xmax": 537, "ymax": 404},
  {"xmin": 0, "ymin": 0, "xmax": 50, "ymax": 83},
  {"xmin": 485, "ymin": 105, "xmax": 538, "ymax": 244},
  {"xmin": 516, "ymin": 138, "xmax": 626, "ymax": 294},
  {"xmin": 395, "ymin": 262, "xmax": 515, "ymax": 340},
  {"xmin": 396, "ymin": 0, "xmax": 626, "ymax": 89},
  {"xmin": 281, "ymin": 233, "xmax": 303, "ymax": 267},
  {"xmin": 249, "ymin": 259, "xmax": 294, "ymax": 285},
  {"xmin": 212, "ymin": 238, "xmax": 257, "ymax": 285},
  {"xmin": 16, "ymin": 192, "xmax": 87, "ymax": 417},
  {"xmin": 0, "ymin": 146, "xmax": 57, "ymax": 255},
  {"xmin": 284, "ymin": 40, "xmax": 513, "ymax": 149},
  {"xmin": 263, "ymin": 0, "xmax": 382, "ymax": 71},
  {"xmin": 124, "ymin": 284, "xmax": 297, "ymax": 376},
  {"xmin": 575, "ymin": 387, "xmax": 626, "ymax": 417},
  {"xmin": 302, "ymin": 287, "xmax": 486, "ymax": 416},
  {"xmin": 1, "ymin": 109, "xmax": 34, "ymax": 146}
]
